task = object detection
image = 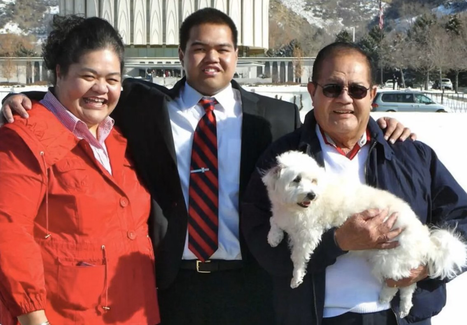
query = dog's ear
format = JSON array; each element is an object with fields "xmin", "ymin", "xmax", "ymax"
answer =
[
  {"xmin": 271, "ymin": 164, "xmax": 283, "ymax": 180},
  {"xmin": 262, "ymin": 164, "xmax": 283, "ymax": 190}
]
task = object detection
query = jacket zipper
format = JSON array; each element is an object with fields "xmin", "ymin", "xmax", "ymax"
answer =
[
  {"xmin": 364, "ymin": 139, "xmax": 378, "ymax": 185},
  {"xmin": 312, "ymin": 273, "xmax": 320, "ymax": 325},
  {"xmin": 365, "ymin": 140, "xmax": 401, "ymax": 325}
]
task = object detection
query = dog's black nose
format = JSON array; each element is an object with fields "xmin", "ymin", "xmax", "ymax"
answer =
[{"xmin": 306, "ymin": 192, "xmax": 316, "ymax": 200}]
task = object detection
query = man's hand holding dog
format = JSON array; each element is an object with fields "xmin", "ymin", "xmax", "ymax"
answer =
[
  {"xmin": 334, "ymin": 208, "xmax": 402, "ymax": 251},
  {"xmin": 385, "ymin": 265, "xmax": 429, "ymax": 288}
]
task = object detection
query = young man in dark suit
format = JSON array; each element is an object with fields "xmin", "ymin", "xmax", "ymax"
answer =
[
  {"xmin": 113, "ymin": 9, "xmax": 301, "ymax": 324},
  {"xmin": 2, "ymin": 8, "xmax": 413, "ymax": 325}
]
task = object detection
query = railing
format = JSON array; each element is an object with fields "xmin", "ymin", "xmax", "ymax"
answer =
[
  {"xmin": 262, "ymin": 89, "xmax": 467, "ymax": 114},
  {"xmin": 425, "ymin": 92, "xmax": 467, "ymax": 113}
]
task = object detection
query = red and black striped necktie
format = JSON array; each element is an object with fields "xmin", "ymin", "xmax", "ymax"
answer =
[{"xmin": 188, "ymin": 97, "xmax": 219, "ymax": 261}]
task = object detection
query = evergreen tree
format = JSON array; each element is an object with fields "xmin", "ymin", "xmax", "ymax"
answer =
[{"xmin": 335, "ymin": 30, "xmax": 353, "ymax": 43}]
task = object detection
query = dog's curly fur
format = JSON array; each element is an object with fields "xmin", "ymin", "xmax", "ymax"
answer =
[{"xmin": 263, "ymin": 151, "xmax": 467, "ymax": 318}]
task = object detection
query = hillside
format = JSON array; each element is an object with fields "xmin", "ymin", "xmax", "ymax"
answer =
[
  {"xmin": 1, "ymin": 0, "xmax": 467, "ymax": 56},
  {"xmin": 272, "ymin": 0, "xmax": 467, "ymax": 55}
]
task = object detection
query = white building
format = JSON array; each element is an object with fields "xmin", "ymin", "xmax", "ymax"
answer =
[
  {"xmin": 59, "ymin": 0, "xmax": 270, "ymax": 57},
  {"xmin": 0, "ymin": 0, "xmax": 314, "ymax": 84},
  {"xmin": 58, "ymin": 0, "xmax": 313, "ymax": 83}
]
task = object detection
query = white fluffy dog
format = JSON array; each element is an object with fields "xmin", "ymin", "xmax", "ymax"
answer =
[{"xmin": 262, "ymin": 150, "xmax": 467, "ymax": 318}]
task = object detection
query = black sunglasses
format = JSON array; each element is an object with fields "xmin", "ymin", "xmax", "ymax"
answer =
[{"xmin": 315, "ymin": 83, "xmax": 370, "ymax": 99}]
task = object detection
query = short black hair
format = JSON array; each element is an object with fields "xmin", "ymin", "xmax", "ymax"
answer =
[
  {"xmin": 42, "ymin": 15, "xmax": 125, "ymax": 85},
  {"xmin": 179, "ymin": 8, "xmax": 238, "ymax": 52},
  {"xmin": 312, "ymin": 42, "xmax": 374, "ymax": 85}
]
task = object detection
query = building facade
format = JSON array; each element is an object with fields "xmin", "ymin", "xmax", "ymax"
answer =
[
  {"xmin": 58, "ymin": 0, "xmax": 270, "ymax": 57},
  {"xmin": 0, "ymin": 1, "xmax": 316, "ymax": 85}
]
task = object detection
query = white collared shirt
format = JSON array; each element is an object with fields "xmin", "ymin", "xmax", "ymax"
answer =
[
  {"xmin": 167, "ymin": 83, "xmax": 243, "ymax": 260},
  {"xmin": 315, "ymin": 125, "xmax": 390, "ymax": 317}
]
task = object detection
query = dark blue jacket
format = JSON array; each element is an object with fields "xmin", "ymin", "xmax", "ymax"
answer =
[{"xmin": 241, "ymin": 110, "xmax": 467, "ymax": 325}]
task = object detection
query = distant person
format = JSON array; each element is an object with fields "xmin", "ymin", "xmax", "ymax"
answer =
[
  {"xmin": 2, "ymin": 10, "xmax": 415, "ymax": 325},
  {"xmin": 241, "ymin": 41, "xmax": 467, "ymax": 325},
  {"xmin": 0, "ymin": 15, "xmax": 159, "ymax": 325}
]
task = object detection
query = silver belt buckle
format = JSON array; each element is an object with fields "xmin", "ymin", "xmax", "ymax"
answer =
[{"xmin": 196, "ymin": 260, "xmax": 211, "ymax": 273}]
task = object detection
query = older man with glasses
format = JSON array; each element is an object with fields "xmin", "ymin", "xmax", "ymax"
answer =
[{"xmin": 241, "ymin": 41, "xmax": 467, "ymax": 325}]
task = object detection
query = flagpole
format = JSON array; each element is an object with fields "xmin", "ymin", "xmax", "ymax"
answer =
[{"xmin": 379, "ymin": 0, "xmax": 384, "ymax": 86}]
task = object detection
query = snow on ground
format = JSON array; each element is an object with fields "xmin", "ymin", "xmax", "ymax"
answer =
[
  {"xmin": 277, "ymin": 0, "xmax": 344, "ymax": 30},
  {"xmin": 371, "ymin": 112, "xmax": 467, "ymax": 325},
  {"xmin": 47, "ymin": 5, "xmax": 59, "ymax": 14},
  {"xmin": 0, "ymin": 85, "xmax": 466, "ymax": 324},
  {"xmin": 0, "ymin": 21, "xmax": 22, "ymax": 34}
]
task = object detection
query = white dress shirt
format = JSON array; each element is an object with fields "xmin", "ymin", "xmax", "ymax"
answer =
[
  {"xmin": 167, "ymin": 83, "xmax": 243, "ymax": 260},
  {"xmin": 316, "ymin": 125, "xmax": 390, "ymax": 318}
]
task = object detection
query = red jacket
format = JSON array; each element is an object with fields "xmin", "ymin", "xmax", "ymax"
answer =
[{"xmin": 0, "ymin": 103, "xmax": 160, "ymax": 324}]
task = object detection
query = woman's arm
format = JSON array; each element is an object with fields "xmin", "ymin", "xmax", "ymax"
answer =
[{"xmin": 0, "ymin": 127, "xmax": 49, "ymax": 318}]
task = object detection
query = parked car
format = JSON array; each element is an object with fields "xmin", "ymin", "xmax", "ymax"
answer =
[
  {"xmin": 432, "ymin": 78, "xmax": 453, "ymax": 90},
  {"xmin": 371, "ymin": 90, "xmax": 450, "ymax": 112}
]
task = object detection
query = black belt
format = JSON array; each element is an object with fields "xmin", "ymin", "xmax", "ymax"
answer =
[{"xmin": 180, "ymin": 260, "xmax": 244, "ymax": 273}]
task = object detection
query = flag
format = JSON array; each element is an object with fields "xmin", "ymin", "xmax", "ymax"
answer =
[{"xmin": 379, "ymin": 1, "xmax": 384, "ymax": 30}]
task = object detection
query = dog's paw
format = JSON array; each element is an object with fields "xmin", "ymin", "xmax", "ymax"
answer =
[
  {"xmin": 399, "ymin": 309, "xmax": 410, "ymax": 319},
  {"xmin": 290, "ymin": 277, "xmax": 303, "ymax": 289},
  {"xmin": 267, "ymin": 231, "xmax": 284, "ymax": 247},
  {"xmin": 399, "ymin": 302, "xmax": 413, "ymax": 319},
  {"xmin": 378, "ymin": 293, "xmax": 393, "ymax": 304}
]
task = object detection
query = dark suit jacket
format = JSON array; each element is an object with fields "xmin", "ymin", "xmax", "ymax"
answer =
[{"xmin": 112, "ymin": 77, "xmax": 301, "ymax": 289}]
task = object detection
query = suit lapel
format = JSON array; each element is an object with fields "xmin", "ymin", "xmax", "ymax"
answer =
[
  {"xmin": 154, "ymin": 78, "xmax": 185, "ymax": 162},
  {"xmin": 236, "ymin": 83, "xmax": 264, "ymax": 198},
  {"xmin": 235, "ymin": 83, "xmax": 271, "ymax": 261}
]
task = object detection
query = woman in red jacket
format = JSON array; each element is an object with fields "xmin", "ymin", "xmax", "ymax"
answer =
[{"xmin": 0, "ymin": 15, "xmax": 159, "ymax": 325}]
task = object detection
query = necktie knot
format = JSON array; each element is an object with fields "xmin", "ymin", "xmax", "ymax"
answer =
[{"xmin": 199, "ymin": 97, "xmax": 217, "ymax": 113}]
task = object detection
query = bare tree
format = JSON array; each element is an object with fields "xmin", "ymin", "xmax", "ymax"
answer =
[
  {"xmin": 405, "ymin": 15, "xmax": 438, "ymax": 90},
  {"xmin": 0, "ymin": 33, "xmax": 38, "ymax": 57},
  {"xmin": 427, "ymin": 23, "xmax": 452, "ymax": 92},
  {"xmin": 1, "ymin": 57, "xmax": 16, "ymax": 83},
  {"xmin": 292, "ymin": 47, "xmax": 305, "ymax": 83},
  {"xmin": 382, "ymin": 32, "xmax": 412, "ymax": 87},
  {"xmin": 0, "ymin": 34, "xmax": 17, "ymax": 56}
]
